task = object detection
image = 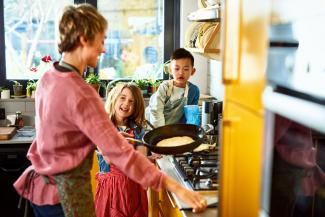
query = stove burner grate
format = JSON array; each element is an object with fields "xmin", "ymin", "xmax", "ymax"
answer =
[{"xmin": 173, "ymin": 152, "xmax": 218, "ymax": 191}]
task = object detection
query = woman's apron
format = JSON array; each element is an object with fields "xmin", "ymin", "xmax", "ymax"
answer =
[
  {"xmin": 163, "ymin": 80, "xmax": 189, "ymax": 125},
  {"xmin": 54, "ymin": 151, "xmax": 95, "ymax": 217},
  {"xmin": 20, "ymin": 151, "xmax": 96, "ymax": 217}
]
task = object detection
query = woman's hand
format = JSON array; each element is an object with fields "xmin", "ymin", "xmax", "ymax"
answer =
[{"xmin": 164, "ymin": 175, "xmax": 207, "ymax": 213}]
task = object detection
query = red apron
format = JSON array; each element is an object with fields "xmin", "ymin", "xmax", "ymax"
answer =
[{"xmin": 95, "ymin": 164, "xmax": 148, "ymax": 217}]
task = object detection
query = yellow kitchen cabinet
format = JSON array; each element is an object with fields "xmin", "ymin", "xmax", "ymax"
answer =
[
  {"xmin": 222, "ymin": 0, "xmax": 269, "ymax": 113},
  {"xmin": 219, "ymin": 0, "xmax": 269, "ymax": 216},
  {"xmin": 149, "ymin": 188, "xmax": 182, "ymax": 217},
  {"xmin": 158, "ymin": 190, "xmax": 183, "ymax": 217},
  {"xmin": 148, "ymin": 188, "xmax": 159, "ymax": 217},
  {"xmin": 219, "ymin": 101, "xmax": 263, "ymax": 217},
  {"xmin": 90, "ymin": 152, "xmax": 99, "ymax": 198}
]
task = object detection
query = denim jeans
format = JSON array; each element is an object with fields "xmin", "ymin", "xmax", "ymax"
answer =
[{"xmin": 31, "ymin": 203, "xmax": 65, "ymax": 217}]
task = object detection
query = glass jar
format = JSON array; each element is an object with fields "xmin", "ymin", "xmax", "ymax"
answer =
[{"xmin": 15, "ymin": 111, "xmax": 24, "ymax": 128}]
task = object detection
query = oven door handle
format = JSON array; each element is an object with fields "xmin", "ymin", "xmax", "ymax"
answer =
[
  {"xmin": 263, "ymin": 86, "xmax": 325, "ymax": 133},
  {"xmin": 0, "ymin": 166, "xmax": 26, "ymax": 172}
]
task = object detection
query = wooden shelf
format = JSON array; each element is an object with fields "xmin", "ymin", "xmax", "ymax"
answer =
[
  {"xmin": 186, "ymin": 47, "xmax": 220, "ymax": 53},
  {"xmin": 187, "ymin": 5, "xmax": 220, "ymax": 22}
]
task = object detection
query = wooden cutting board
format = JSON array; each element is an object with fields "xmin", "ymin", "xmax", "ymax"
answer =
[{"xmin": 0, "ymin": 127, "xmax": 17, "ymax": 140}]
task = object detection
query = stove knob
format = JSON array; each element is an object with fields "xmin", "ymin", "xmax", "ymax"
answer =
[
  {"xmin": 188, "ymin": 157, "xmax": 200, "ymax": 167},
  {"xmin": 179, "ymin": 160, "xmax": 187, "ymax": 166},
  {"xmin": 185, "ymin": 168, "xmax": 194, "ymax": 177},
  {"xmin": 205, "ymin": 178, "xmax": 213, "ymax": 187},
  {"xmin": 192, "ymin": 160, "xmax": 200, "ymax": 167}
]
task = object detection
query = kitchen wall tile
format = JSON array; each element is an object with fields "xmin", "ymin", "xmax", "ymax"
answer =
[
  {"xmin": 0, "ymin": 99, "xmax": 36, "ymax": 126},
  {"xmin": 26, "ymin": 102, "xmax": 35, "ymax": 112},
  {"xmin": 3, "ymin": 101, "xmax": 25, "ymax": 113},
  {"xmin": 23, "ymin": 113, "xmax": 35, "ymax": 126}
]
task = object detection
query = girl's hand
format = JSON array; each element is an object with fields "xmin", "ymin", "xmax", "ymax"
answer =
[
  {"xmin": 119, "ymin": 131, "xmax": 134, "ymax": 138},
  {"xmin": 120, "ymin": 131, "xmax": 137, "ymax": 145},
  {"xmin": 147, "ymin": 153, "xmax": 162, "ymax": 162},
  {"xmin": 164, "ymin": 175, "xmax": 207, "ymax": 213}
]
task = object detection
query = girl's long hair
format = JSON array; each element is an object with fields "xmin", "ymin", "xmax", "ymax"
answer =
[{"xmin": 105, "ymin": 82, "xmax": 146, "ymax": 128}]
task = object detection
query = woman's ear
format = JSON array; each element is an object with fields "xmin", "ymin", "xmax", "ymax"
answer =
[{"xmin": 79, "ymin": 35, "xmax": 88, "ymax": 46}]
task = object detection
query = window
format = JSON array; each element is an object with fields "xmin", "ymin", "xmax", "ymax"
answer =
[
  {"xmin": 3, "ymin": 0, "xmax": 73, "ymax": 80},
  {"xmin": 0, "ymin": 0, "xmax": 179, "ymax": 86}
]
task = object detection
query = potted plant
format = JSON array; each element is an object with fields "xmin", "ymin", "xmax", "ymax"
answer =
[
  {"xmin": 85, "ymin": 73, "xmax": 103, "ymax": 93},
  {"xmin": 0, "ymin": 86, "xmax": 10, "ymax": 99},
  {"xmin": 148, "ymin": 79, "xmax": 162, "ymax": 95},
  {"xmin": 12, "ymin": 80, "xmax": 23, "ymax": 96},
  {"xmin": 26, "ymin": 80, "xmax": 37, "ymax": 98},
  {"xmin": 135, "ymin": 79, "xmax": 149, "ymax": 96}
]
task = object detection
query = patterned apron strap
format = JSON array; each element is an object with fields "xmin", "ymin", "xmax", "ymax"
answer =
[
  {"xmin": 184, "ymin": 82, "xmax": 189, "ymax": 104},
  {"xmin": 166, "ymin": 80, "xmax": 173, "ymax": 98},
  {"xmin": 167, "ymin": 80, "xmax": 189, "ymax": 100}
]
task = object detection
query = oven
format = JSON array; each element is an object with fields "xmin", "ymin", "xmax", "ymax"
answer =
[
  {"xmin": 0, "ymin": 143, "xmax": 34, "ymax": 217},
  {"xmin": 260, "ymin": 1, "xmax": 325, "ymax": 216}
]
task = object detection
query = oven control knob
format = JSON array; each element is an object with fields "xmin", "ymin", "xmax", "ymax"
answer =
[
  {"xmin": 179, "ymin": 160, "xmax": 187, "ymax": 166},
  {"xmin": 205, "ymin": 178, "xmax": 213, "ymax": 187},
  {"xmin": 185, "ymin": 168, "xmax": 194, "ymax": 177},
  {"xmin": 188, "ymin": 157, "xmax": 201, "ymax": 167}
]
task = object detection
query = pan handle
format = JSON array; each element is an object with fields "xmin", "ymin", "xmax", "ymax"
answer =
[
  {"xmin": 125, "ymin": 137, "xmax": 150, "ymax": 148},
  {"xmin": 145, "ymin": 119, "xmax": 155, "ymax": 130},
  {"xmin": 125, "ymin": 137, "xmax": 143, "ymax": 143},
  {"xmin": 197, "ymin": 124, "xmax": 214, "ymax": 139},
  {"xmin": 202, "ymin": 124, "xmax": 214, "ymax": 133}
]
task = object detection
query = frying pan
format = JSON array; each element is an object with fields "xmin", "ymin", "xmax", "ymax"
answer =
[{"xmin": 127, "ymin": 124, "xmax": 210, "ymax": 154}]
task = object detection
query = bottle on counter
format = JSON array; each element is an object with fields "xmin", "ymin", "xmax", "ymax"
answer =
[{"xmin": 15, "ymin": 111, "xmax": 24, "ymax": 128}]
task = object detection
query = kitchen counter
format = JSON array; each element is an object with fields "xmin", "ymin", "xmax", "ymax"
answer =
[
  {"xmin": 156, "ymin": 155, "xmax": 218, "ymax": 217},
  {"xmin": 0, "ymin": 128, "xmax": 35, "ymax": 145}
]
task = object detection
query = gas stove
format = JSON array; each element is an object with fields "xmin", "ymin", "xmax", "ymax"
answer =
[{"xmin": 172, "ymin": 151, "xmax": 218, "ymax": 191}]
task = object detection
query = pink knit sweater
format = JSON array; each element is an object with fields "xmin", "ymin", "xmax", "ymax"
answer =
[{"xmin": 14, "ymin": 65, "xmax": 165, "ymax": 205}]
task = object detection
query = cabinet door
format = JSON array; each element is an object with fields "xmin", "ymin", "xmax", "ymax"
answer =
[
  {"xmin": 0, "ymin": 148, "xmax": 34, "ymax": 217},
  {"xmin": 222, "ymin": 0, "xmax": 269, "ymax": 113},
  {"xmin": 157, "ymin": 190, "xmax": 183, "ymax": 217},
  {"xmin": 90, "ymin": 152, "xmax": 99, "ymax": 197},
  {"xmin": 148, "ymin": 188, "xmax": 159, "ymax": 217},
  {"xmin": 219, "ymin": 101, "xmax": 263, "ymax": 217}
]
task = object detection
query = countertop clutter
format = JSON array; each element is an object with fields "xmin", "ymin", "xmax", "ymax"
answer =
[
  {"xmin": 0, "ymin": 126, "xmax": 35, "ymax": 144},
  {"xmin": 156, "ymin": 155, "xmax": 218, "ymax": 217},
  {"xmin": 0, "ymin": 127, "xmax": 16, "ymax": 140}
]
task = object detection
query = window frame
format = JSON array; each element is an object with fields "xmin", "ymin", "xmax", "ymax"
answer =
[{"xmin": 0, "ymin": 0, "xmax": 179, "ymax": 89}]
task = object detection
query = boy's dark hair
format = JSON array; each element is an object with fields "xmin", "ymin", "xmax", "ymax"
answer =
[{"xmin": 170, "ymin": 48, "xmax": 194, "ymax": 66}]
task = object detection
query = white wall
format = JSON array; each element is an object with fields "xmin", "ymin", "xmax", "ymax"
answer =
[
  {"xmin": 209, "ymin": 59, "xmax": 224, "ymax": 100},
  {"xmin": 180, "ymin": 0, "xmax": 224, "ymax": 100},
  {"xmin": 180, "ymin": 0, "xmax": 209, "ymax": 94}
]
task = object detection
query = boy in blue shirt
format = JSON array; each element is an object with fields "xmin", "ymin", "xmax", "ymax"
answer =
[{"xmin": 146, "ymin": 48, "xmax": 200, "ymax": 127}]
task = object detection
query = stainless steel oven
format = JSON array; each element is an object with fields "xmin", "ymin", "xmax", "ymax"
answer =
[{"xmin": 260, "ymin": 1, "xmax": 325, "ymax": 216}]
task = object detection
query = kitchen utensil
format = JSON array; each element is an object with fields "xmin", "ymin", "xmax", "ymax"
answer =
[
  {"xmin": 141, "ymin": 124, "xmax": 213, "ymax": 154},
  {"xmin": 193, "ymin": 143, "xmax": 217, "ymax": 152},
  {"xmin": 0, "ymin": 127, "xmax": 16, "ymax": 140},
  {"xmin": 17, "ymin": 126, "xmax": 35, "ymax": 137},
  {"xmin": 126, "ymin": 128, "xmax": 203, "ymax": 155},
  {"xmin": 196, "ymin": 22, "xmax": 216, "ymax": 48}
]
